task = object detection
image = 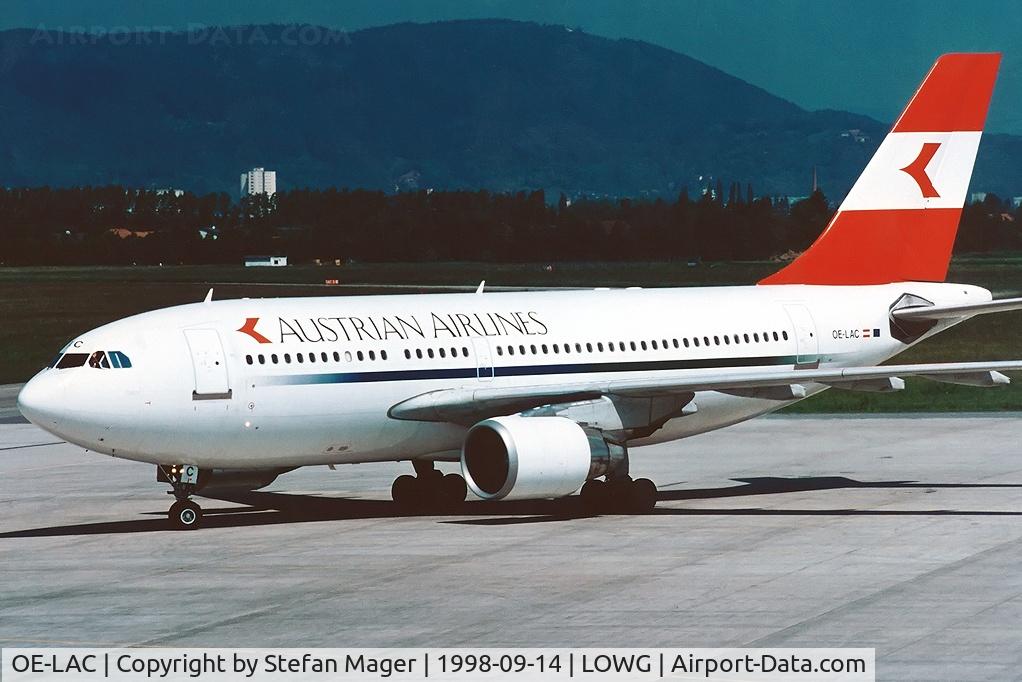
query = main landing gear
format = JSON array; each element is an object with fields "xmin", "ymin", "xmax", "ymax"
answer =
[
  {"xmin": 579, "ymin": 476, "xmax": 658, "ymax": 514},
  {"xmin": 391, "ymin": 460, "xmax": 468, "ymax": 511},
  {"xmin": 160, "ymin": 464, "xmax": 204, "ymax": 530}
]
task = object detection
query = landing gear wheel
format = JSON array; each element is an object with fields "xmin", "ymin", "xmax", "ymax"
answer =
[
  {"xmin": 169, "ymin": 499, "xmax": 202, "ymax": 530},
  {"xmin": 579, "ymin": 479, "xmax": 609, "ymax": 513},
  {"xmin": 629, "ymin": 478, "xmax": 658, "ymax": 514},
  {"xmin": 439, "ymin": 473, "xmax": 468, "ymax": 507},
  {"xmin": 391, "ymin": 474, "xmax": 420, "ymax": 508}
]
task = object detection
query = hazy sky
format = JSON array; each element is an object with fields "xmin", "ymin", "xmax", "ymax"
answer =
[{"xmin": 7, "ymin": 0, "xmax": 1022, "ymax": 133}]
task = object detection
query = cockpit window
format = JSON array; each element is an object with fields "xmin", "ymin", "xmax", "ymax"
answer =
[
  {"xmin": 55, "ymin": 353, "xmax": 89, "ymax": 369},
  {"xmin": 87, "ymin": 350, "xmax": 132, "ymax": 369},
  {"xmin": 110, "ymin": 351, "xmax": 132, "ymax": 368}
]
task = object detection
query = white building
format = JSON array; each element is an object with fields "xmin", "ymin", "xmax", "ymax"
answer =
[
  {"xmin": 240, "ymin": 168, "xmax": 277, "ymax": 196},
  {"xmin": 244, "ymin": 255, "xmax": 287, "ymax": 267}
]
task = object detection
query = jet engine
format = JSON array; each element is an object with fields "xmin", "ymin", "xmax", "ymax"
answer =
[{"xmin": 460, "ymin": 416, "xmax": 624, "ymax": 500}]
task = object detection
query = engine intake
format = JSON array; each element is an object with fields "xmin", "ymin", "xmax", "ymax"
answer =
[{"xmin": 461, "ymin": 416, "xmax": 623, "ymax": 500}]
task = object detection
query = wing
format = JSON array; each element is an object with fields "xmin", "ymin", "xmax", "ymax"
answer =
[
  {"xmin": 389, "ymin": 360, "xmax": 1022, "ymax": 423},
  {"xmin": 892, "ymin": 297, "xmax": 1022, "ymax": 321}
]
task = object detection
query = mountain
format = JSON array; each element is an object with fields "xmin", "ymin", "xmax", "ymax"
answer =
[{"xmin": 0, "ymin": 20, "xmax": 1020, "ymax": 199}]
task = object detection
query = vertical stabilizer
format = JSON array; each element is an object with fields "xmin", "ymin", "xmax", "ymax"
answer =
[{"xmin": 760, "ymin": 53, "xmax": 1001, "ymax": 285}]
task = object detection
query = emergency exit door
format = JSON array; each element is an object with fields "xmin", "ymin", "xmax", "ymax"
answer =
[{"xmin": 184, "ymin": 329, "xmax": 232, "ymax": 399}]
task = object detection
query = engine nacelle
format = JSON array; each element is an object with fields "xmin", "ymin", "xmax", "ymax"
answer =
[{"xmin": 461, "ymin": 416, "xmax": 623, "ymax": 501}]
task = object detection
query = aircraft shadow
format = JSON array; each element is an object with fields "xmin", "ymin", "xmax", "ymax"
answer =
[{"xmin": 3, "ymin": 475, "xmax": 1022, "ymax": 537}]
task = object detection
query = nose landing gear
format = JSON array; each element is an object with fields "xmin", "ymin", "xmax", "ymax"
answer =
[{"xmin": 158, "ymin": 464, "xmax": 204, "ymax": 530}]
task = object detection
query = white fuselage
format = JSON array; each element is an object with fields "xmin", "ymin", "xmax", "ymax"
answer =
[{"xmin": 18, "ymin": 281, "xmax": 988, "ymax": 469}]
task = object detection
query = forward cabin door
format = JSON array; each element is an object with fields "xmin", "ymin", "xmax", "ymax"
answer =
[
  {"xmin": 473, "ymin": 338, "xmax": 494, "ymax": 382},
  {"xmin": 184, "ymin": 329, "xmax": 232, "ymax": 400},
  {"xmin": 783, "ymin": 304, "xmax": 819, "ymax": 367}
]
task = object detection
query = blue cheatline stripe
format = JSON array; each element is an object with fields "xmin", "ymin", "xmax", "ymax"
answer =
[{"xmin": 255, "ymin": 354, "xmax": 805, "ymax": 386}]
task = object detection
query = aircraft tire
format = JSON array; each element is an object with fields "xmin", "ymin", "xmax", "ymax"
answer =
[{"xmin": 169, "ymin": 499, "xmax": 202, "ymax": 530}]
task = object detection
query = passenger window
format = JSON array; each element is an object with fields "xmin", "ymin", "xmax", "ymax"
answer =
[
  {"xmin": 630, "ymin": 341, "xmax": 637, "ymax": 351},
  {"xmin": 497, "ymin": 346, "xmax": 503, "ymax": 356},
  {"xmin": 345, "ymin": 351, "xmax": 353, "ymax": 362},
  {"xmin": 450, "ymin": 347, "xmax": 457, "ymax": 358},
  {"xmin": 773, "ymin": 332, "xmax": 779, "ymax": 341},
  {"xmin": 651, "ymin": 340, "xmax": 658, "ymax": 350},
  {"xmin": 308, "ymin": 352, "xmax": 315, "ymax": 363},
  {"xmin": 297, "ymin": 353, "xmax": 304, "ymax": 364},
  {"xmin": 753, "ymin": 333, "xmax": 760, "ymax": 343},
  {"xmin": 258, "ymin": 354, "xmax": 266, "ymax": 365},
  {"xmin": 683, "ymin": 338, "xmax": 690, "ymax": 348},
  {"xmin": 405, "ymin": 349, "xmax": 411, "ymax": 359},
  {"xmin": 693, "ymin": 338, "xmax": 700, "ymax": 347},
  {"xmin": 782, "ymin": 331, "xmax": 789, "ymax": 341},
  {"xmin": 530, "ymin": 345, "xmax": 537, "ymax": 354},
  {"xmin": 552, "ymin": 344, "xmax": 559, "ymax": 354},
  {"xmin": 724, "ymin": 336, "xmax": 730, "ymax": 345},
  {"xmin": 416, "ymin": 349, "xmax": 423, "ymax": 359},
  {"xmin": 563, "ymin": 344, "xmax": 570, "ymax": 354},
  {"xmin": 596, "ymin": 342, "xmax": 603, "ymax": 352},
  {"xmin": 357, "ymin": 351, "xmax": 364, "ymax": 361},
  {"xmin": 334, "ymin": 351, "xmax": 341, "ymax": 362},
  {"xmin": 703, "ymin": 336, "xmax": 710, "ymax": 346},
  {"xmin": 271, "ymin": 354, "xmax": 279, "ymax": 364},
  {"xmin": 640, "ymin": 341, "xmax": 648, "ymax": 350},
  {"xmin": 427, "ymin": 349, "xmax": 434, "ymax": 359},
  {"xmin": 321, "ymin": 352, "xmax": 328, "ymax": 362},
  {"xmin": 713, "ymin": 336, "xmax": 720, "ymax": 346},
  {"xmin": 541, "ymin": 344, "xmax": 548, "ymax": 354},
  {"xmin": 439, "ymin": 348, "xmax": 446, "ymax": 358},
  {"xmin": 284, "ymin": 354, "xmax": 291, "ymax": 363},
  {"xmin": 369, "ymin": 350, "xmax": 376, "ymax": 361},
  {"xmin": 733, "ymin": 335, "xmax": 740, "ymax": 344},
  {"xmin": 246, "ymin": 355, "xmax": 254, "ymax": 365},
  {"xmin": 673, "ymin": 339, "xmax": 680, "ymax": 349},
  {"xmin": 508, "ymin": 346, "xmax": 515, "ymax": 356},
  {"xmin": 575, "ymin": 343, "xmax": 582, "ymax": 352},
  {"xmin": 586, "ymin": 343, "xmax": 593, "ymax": 352}
]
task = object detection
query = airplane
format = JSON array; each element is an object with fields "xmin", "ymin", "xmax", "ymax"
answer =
[{"xmin": 17, "ymin": 52, "xmax": 1022, "ymax": 530}]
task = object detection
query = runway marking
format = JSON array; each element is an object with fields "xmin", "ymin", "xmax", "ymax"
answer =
[{"xmin": 0, "ymin": 441, "xmax": 65, "ymax": 451}]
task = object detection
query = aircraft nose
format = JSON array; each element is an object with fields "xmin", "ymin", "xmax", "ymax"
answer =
[{"xmin": 17, "ymin": 373, "xmax": 62, "ymax": 427}]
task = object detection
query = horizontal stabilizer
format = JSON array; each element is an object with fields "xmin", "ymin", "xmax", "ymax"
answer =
[{"xmin": 892, "ymin": 297, "xmax": 1022, "ymax": 321}]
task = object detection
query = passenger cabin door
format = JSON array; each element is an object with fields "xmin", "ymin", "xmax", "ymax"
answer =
[
  {"xmin": 184, "ymin": 329, "xmax": 232, "ymax": 400},
  {"xmin": 472, "ymin": 338, "xmax": 494, "ymax": 382},
  {"xmin": 783, "ymin": 304, "xmax": 819, "ymax": 367}
]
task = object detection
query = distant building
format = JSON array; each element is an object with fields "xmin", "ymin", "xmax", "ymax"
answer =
[
  {"xmin": 244, "ymin": 255, "xmax": 287, "ymax": 267},
  {"xmin": 240, "ymin": 168, "xmax": 277, "ymax": 197},
  {"xmin": 971, "ymin": 192, "xmax": 988, "ymax": 204}
]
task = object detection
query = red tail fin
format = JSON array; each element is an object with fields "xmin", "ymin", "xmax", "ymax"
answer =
[{"xmin": 760, "ymin": 53, "xmax": 1001, "ymax": 286}]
